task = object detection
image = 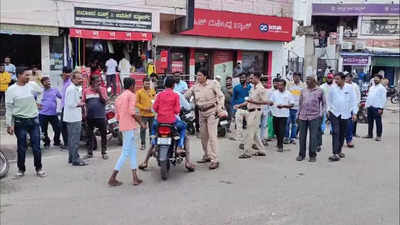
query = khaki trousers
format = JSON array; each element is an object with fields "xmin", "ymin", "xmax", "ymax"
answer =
[
  {"xmin": 243, "ymin": 110, "xmax": 265, "ymax": 155},
  {"xmin": 235, "ymin": 109, "xmax": 249, "ymax": 142},
  {"xmin": 199, "ymin": 112, "xmax": 219, "ymax": 162}
]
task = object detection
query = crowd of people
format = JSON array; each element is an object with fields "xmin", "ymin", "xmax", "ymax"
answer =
[{"xmin": 2, "ymin": 55, "xmax": 388, "ymax": 186}]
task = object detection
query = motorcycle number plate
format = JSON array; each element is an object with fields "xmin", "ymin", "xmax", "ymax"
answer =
[
  {"xmin": 157, "ymin": 138, "xmax": 171, "ymax": 145},
  {"xmin": 108, "ymin": 118, "xmax": 117, "ymax": 124},
  {"xmin": 220, "ymin": 120, "xmax": 228, "ymax": 126}
]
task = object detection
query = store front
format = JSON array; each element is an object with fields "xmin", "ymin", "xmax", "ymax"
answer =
[
  {"xmin": 372, "ymin": 55, "xmax": 400, "ymax": 86},
  {"xmin": 68, "ymin": 28, "xmax": 152, "ymax": 91},
  {"xmin": 154, "ymin": 8, "xmax": 292, "ymax": 87},
  {"xmin": 341, "ymin": 53, "xmax": 371, "ymax": 74},
  {"xmin": 0, "ymin": 23, "xmax": 59, "ymax": 73}
]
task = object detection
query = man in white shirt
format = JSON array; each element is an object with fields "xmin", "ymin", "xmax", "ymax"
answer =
[
  {"xmin": 364, "ymin": 74, "xmax": 387, "ymax": 141},
  {"xmin": 64, "ymin": 71, "xmax": 87, "ymax": 166},
  {"xmin": 345, "ymin": 74, "xmax": 361, "ymax": 147},
  {"xmin": 284, "ymin": 72, "xmax": 305, "ymax": 144},
  {"xmin": 327, "ymin": 73, "xmax": 358, "ymax": 162},
  {"xmin": 269, "ymin": 79, "xmax": 294, "ymax": 152},
  {"xmin": 320, "ymin": 73, "xmax": 336, "ymax": 134},
  {"xmin": 118, "ymin": 57, "xmax": 131, "ymax": 84},
  {"xmin": 105, "ymin": 56, "xmax": 118, "ymax": 96}
]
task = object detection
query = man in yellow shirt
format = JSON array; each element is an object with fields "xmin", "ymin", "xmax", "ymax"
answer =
[
  {"xmin": 0, "ymin": 63, "xmax": 11, "ymax": 108},
  {"xmin": 136, "ymin": 77, "xmax": 156, "ymax": 150}
]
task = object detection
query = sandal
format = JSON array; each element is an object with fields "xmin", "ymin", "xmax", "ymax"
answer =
[
  {"xmin": 138, "ymin": 162, "xmax": 148, "ymax": 170},
  {"xmin": 176, "ymin": 147, "xmax": 185, "ymax": 155},
  {"xmin": 185, "ymin": 162, "xmax": 195, "ymax": 172}
]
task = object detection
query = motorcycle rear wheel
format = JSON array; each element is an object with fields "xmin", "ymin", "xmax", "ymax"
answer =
[
  {"xmin": 160, "ymin": 160, "xmax": 170, "ymax": 180},
  {"xmin": 0, "ymin": 151, "xmax": 10, "ymax": 179}
]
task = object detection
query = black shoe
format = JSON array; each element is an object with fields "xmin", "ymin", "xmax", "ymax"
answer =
[
  {"xmin": 53, "ymin": 142, "xmax": 62, "ymax": 147},
  {"xmin": 277, "ymin": 148, "xmax": 284, "ymax": 152},
  {"xmin": 72, "ymin": 161, "xmax": 88, "ymax": 166},
  {"xmin": 362, "ymin": 135, "xmax": 373, "ymax": 139},
  {"xmin": 309, "ymin": 157, "xmax": 316, "ymax": 162},
  {"xmin": 338, "ymin": 153, "xmax": 345, "ymax": 158},
  {"xmin": 317, "ymin": 146, "xmax": 322, "ymax": 152},
  {"xmin": 251, "ymin": 144, "xmax": 259, "ymax": 150},
  {"xmin": 329, "ymin": 155, "xmax": 340, "ymax": 162},
  {"xmin": 239, "ymin": 143, "xmax": 244, "ymax": 150},
  {"xmin": 238, "ymin": 153, "xmax": 252, "ymax": 159},
  {"xmin": 296, "ymin": 156, "xmax": 304, "ymax": 161},
  {"xmin": 60, "ymin": 145, "xmax": 67, "ymax": 150}
]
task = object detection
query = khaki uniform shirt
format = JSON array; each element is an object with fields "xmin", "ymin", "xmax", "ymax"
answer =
[
  {"xmin": 247, "ymin": 83, "xmax": 268, "ymax": 110},
  {"xmin": 185, "ymin": 80, "xmax": 225, "ymax": 116}
]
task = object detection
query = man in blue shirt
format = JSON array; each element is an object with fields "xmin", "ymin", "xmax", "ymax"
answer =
[
  {"xmin": 173, "ymin": 72, "xmax": 188, "ymax": 94},
  {"xmin": 230, "ymin": 73, "xmax": 251, "ymax": 146},
  {"xmin": 38, "ymin": 77, "xmax": 62, "ymax": 148}
]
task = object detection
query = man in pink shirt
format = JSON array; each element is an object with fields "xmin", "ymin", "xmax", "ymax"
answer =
[
  {"xmin": 153, "ymin": 77, "xmax": 186, "ymax": 152},
  {"xmin": 108, "ymin": 78, "xmax": 146, "ymax": 187}
]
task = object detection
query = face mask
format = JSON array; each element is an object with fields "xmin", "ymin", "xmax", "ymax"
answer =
[{"xmin": 327, "ymin": 80, "xmax": 333, "ymax": 84}]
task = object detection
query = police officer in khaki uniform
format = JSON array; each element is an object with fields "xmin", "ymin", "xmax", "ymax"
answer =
[
  {"xmin": 185, "ymin": 69, "xmax": 226, "ymax": 169},
  {"xmin": 235, "ymin": 72, "xmax": 272, "ymax": 158}
]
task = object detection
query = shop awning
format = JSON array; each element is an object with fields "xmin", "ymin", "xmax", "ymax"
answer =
[
  {"xmin": 373, "ymin": 56, "xmax": 400, "ymax": 67},
  {"xmin": 69, "ymin": 28, "xmax": 152, "ymax": 41},
  {"xmin": 0, "ymin": 24, "xmax": 59, "ymax": 36}
]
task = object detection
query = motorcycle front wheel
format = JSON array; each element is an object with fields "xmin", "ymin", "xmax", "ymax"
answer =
[{"xmin": 0, "ymin": 151, "xmax": 10, "ymax": 179}]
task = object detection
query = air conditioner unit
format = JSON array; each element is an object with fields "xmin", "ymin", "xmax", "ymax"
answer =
[
  {"xmin": 355, "ymin": 41, "xmax": 366, "ymax": 50},
  {"xmin": 341, "ymin": 42, "xmax": 353, "ymax": 50}
]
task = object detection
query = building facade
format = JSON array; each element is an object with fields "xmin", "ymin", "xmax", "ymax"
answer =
[
  {"xmin": 312, "ymin": 0, "xmax": 399, "ymax": 85},
  {"xmin": 1, "ymin": 0, "xmax": 294, "ymax": 88}
]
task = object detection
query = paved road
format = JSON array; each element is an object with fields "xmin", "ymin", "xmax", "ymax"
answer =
[{"xmin": 0, "ymin": 109, "xmax": 399, "ymax": 225}]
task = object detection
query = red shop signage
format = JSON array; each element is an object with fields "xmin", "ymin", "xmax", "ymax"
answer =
[
  {"xmin": 160, "ymin": 50, "xmax": 168, "ymax": 69},
  {"xmin": 181, "ymin": 9, "xmax": 293, "ymax": 42},
  {"xmin": 69, "ymin": 28, "xmax": 152, "ymax": 41}
]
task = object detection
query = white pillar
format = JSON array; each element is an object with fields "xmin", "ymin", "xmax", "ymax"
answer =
[{"xmin": 41, "ymin": 36, "xmax": 50, "ymax": 75}]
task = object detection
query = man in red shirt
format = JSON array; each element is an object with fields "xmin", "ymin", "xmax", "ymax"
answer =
[{"xmin": 153, "ymin": 76, "xmax": 186, "ymax": 151}]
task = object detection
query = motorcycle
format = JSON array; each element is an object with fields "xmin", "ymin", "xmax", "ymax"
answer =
[
  {"xmin": 104, "ymin": 102, "xmax": 123, "ymax": 146},
  {"xmin": 0, "ymin": 150, "xmax": 10, "ymax": 179},
  {"xmin": 387, "ymin": 85, "xmax": 397, "ymax": 98},
  {"xmin": 357, "ymin": 83, "xmax": 369, "ymax": 124},
  {"xmin": 153, "ymin": 123, "xmax": 193, "ymax": 180},
  {"xmin": 391, "ymin": 91, "xmax": 400, "ymax": 104},
  {"xmin": 181, "ymin": 109, "xmax": 196, "ymax": 135}
]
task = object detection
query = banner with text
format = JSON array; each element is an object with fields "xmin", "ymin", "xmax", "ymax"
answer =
[{"xmin": 181, "ymin": 9, "xmax": 292, "ymax": 42}]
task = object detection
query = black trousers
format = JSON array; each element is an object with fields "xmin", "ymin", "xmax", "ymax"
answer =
[
  {"xmin": 0, "ymin": 91, "xmax": 5, "ymax": 106},
  {"xmin": 140, "ymin": 116, "xmax": 154, "ymax": 146},
  {"xmin": 39, "ymin": 114, "xmax": 61, "ymax": 146},
  {"xmin": 86, "ymin": 118, "xmax": 107, "ymax": 155},
  {"xmin": 329, "ymin": 113, "xmax": 348, "ymax": 155},
  {"xmin": 273, "ymin": 116, "xmax": 287, "ymax": 149},
  {"xmin": 60, "ymin": 108, "xmax": 68, "ymax": 145},
  {"xmin": 367, "ymin": 106, "xmax": 383, "ymax": 137},
  {"xmin": 298, "ymin": 118, "xmax": 321, "ymax": 158}
]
